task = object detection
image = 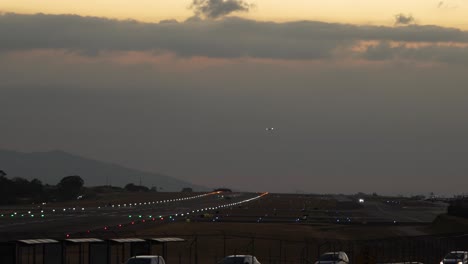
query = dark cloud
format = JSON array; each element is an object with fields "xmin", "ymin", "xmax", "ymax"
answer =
[
  {"xmin": 362, "ymin": 42, "xmax": 468, "ymax": 66},
  {"xmin": 394, "ymin": 13, "xmax": 415, "ymax": 25},
  {"xmin": 1, "ymin": 13, "xmax": 468, "ymax": 64},
  {"xmin": 437, "ymin": 1, "xmax": 459, "ymax": 9},
  {"xmin": 191, "ymin": 0, "xmax": 252, "ymax": 19}
]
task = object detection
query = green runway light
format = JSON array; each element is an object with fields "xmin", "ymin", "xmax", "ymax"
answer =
[
  {"xmin": 169, "ymin": 216, "xmax": 173, "ymax": 219},
  {"xmin": 31, "ymin": 214, "xmax": 34, "ymax": 217},
  {"xmin": 138, "ymin": 215, "xmax": 142, "ymax": 218},
  {"xmin": 128, "ymin": 215, "xmax": 132, "ymax": 218},
  {"xmin": 41, "ymin": 214, "xmax": 45, "ymax": 218}
]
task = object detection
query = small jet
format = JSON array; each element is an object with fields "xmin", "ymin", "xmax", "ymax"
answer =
[{"xmin": 265, "ymin": 127, "xmax": 275, "ymax": 131}]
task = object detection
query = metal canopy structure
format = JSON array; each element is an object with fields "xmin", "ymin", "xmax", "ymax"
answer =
[
  {"xmin": 17, "ymin": 239, "xmax": 62, "ymax": 264},
  {"xmin": 65, "ymin": 238, "xmax": 104, "ymax": 243},
  {"xmin": 64, "ymin": 238, "xmax": 106, "ymax": 264},
  {"xmin": 18, "ymin": 239, "xmax": 59, "ymax": 245},
  {"xmin": 110, "ymin": 238, "xmax": 146, "ymax": 243},
  {"xmin": 110, "ymin": 238, "xmax": 149, "ymax": 263},
  {"xmin": 149, "ymin": 237, "xmax": 186, "ymax": 261},
  {"xmin": 150, "ymin": 237, "xmax": 185, "ymax": 243}
]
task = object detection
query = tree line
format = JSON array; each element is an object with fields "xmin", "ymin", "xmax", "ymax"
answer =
[
  {"xmin": 0, "ymin": 170, "xmax": 84, "ymax": 205},
  {"xmin": 0, "ymin": 170, "xmax": 192, "ymax": 205}
]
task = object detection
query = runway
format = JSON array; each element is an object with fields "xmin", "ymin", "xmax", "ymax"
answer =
[{"xmin": 0, "ymin": 192, "xmax": 267, "ymax": 240}]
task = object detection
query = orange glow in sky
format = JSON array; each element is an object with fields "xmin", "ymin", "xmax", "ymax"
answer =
[{"xmin": 2, "ymin": 0, "xmax": 468, "ymax": 29}]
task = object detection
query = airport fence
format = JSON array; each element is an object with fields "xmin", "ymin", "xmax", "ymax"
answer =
[{"xmin": 1, "ymin": 232, "xmax": 467, "ymax": 264}]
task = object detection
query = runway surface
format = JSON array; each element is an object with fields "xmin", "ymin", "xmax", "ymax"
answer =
[
  {"xmin": 0, "ymin": 193, "xmax": 448, "ymax": 241},
  {"xmin": 0, "ymin": 192, "xmax": 266, "ymax": 240}
]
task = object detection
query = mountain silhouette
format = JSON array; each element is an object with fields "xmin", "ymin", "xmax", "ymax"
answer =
[{"xmin": 0, "ymin": 149, "xmax": 207, "ymax": 191}]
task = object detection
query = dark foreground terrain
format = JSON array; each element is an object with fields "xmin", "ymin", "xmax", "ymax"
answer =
[{"xmin": 1, "ymin": 192, "xmax": 467, "ymax": 264}]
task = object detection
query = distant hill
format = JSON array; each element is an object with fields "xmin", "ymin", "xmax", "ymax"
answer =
[{"xmin": 0, "ymin": 149, "xmax": 207, "ymax": 192}]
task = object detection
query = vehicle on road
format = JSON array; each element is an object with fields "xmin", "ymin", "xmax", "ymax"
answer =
[
  {"xmin": 440, "ymin": 251, "xmax": 468, "ymax": 264},
  {"xmin": 219, "ymin": 255, "xmax": 261, "ymax": 264},
  {"xmin": 315, "ymin": 252, "xmax": 349, "ymax": 264},
  {"xmin": 124, "ymin": 255, "xmax": 166, "ymax": 264}
]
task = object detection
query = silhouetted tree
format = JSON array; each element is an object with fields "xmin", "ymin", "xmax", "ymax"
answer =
[
  {"xmin": 12, "ymin": 177, "xmax": 31, "ymax": 197},
  {"xmin": 181, "ymin": 187, "xmax": 193, "ymax": 193},
  {"xmin": 0, "ymin": 172, "xmax": 14, "ymax": 204},
  {"xmin": 29, "ymin": 179, "xmax": 44, "ymax": 198},
  {"xmin": 124, "ymin": 183, "xmax": 149, "ymax": 192},
  {"xmin": 56, "ymin": 175, "xmax": 84, "ymax": 200}
]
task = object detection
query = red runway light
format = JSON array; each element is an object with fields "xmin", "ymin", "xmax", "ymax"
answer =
[
  {"xmin": 131, "ymin": 221, "xmax": 135, "ymax": 225},
  {"xmin": 118, "ymin": 224, "xmax": 122, "ymax": 227}
]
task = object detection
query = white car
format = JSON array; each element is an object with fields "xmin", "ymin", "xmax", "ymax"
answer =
[
  {"xmin": 441, "ymin": 251, "xmax": 468, "ymax": 264},
  {"xmin": 315, "ymin": 252, "xmax": 349, "ymax": 264},
  {"xmin": 219, "ymin": 255, "xmax": 261, "ymax": 264},
  {"xmin": 124, "ymin": 255, "xmax": 166, "ymax": 264}
]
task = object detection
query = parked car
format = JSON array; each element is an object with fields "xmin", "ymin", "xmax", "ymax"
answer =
[
  {"xmin": 124, "ymin": 255, "xmax": 166, "ymax": 264},
  {"xmin": 441, "ymin": 251, "xmax": 468, "ymax": 264},
  {"xmin": 219, "ymin": 255, "xmax": 261, "ymax": 264},
  {"xmin": 315, "ymin": 252, "xmax": 349, "ymax": 264}
]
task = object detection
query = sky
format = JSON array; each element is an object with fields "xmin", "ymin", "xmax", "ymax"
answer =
[
  {"xmin": 1, "ymin": 0, "xmax": 468, "ymax": 195},
  {"xmin": 2, "ymin": 0, "xmax": 468, "ymax": 28}
]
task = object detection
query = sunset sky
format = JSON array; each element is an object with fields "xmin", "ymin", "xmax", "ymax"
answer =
[
  {"xmin": 1, "ymin": 0, "xmax": 468, "ymax": 194},
  {"xmin": 2, "ymin": 0, "xmax": 468, "ymax": 28}
]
